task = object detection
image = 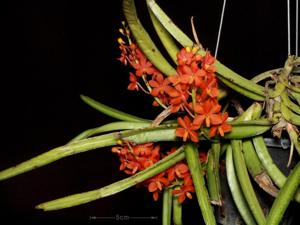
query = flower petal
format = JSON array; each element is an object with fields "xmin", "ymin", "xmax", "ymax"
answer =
[{"xmin": 148, "ymin": 182, "xmax": 157, "ymax": 192}]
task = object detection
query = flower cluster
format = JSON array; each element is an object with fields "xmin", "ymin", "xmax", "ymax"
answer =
[
  {"xmin": 112, "ymin": 142, "xmax": 160, "ymax": 175},
  {"xmin": 112, "ymin": 142, "xmax": 208, "ymax": 202},
  {"xmin": 115, "ymin": 23, "xmax": 230, "ymax": 203},
  {"xmin": 117, "ymin": 28, "xmax": 231, "ymax": 141}
]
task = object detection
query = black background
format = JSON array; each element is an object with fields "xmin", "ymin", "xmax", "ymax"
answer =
[{"xmin": 1, "ymin": 0, "xmax": 299, "ymax": 224}]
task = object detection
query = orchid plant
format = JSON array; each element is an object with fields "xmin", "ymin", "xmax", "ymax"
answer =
[{"xmin": 1, "ymin": 0, "xmax": 300, "ymax": 225}]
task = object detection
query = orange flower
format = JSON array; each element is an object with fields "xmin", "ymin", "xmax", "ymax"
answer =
[
  {"xmin": 167, "ymin": 163, "xmax": 189, "ymax": 182},
  {"xmin": 127, "ymin": 72, "xmax": 139, "ymax": 91},
  {"xmin": 172, "ymin": 184, "xmax": 195, "ymax": 203},
  {"xmin": 117, "ymin": 38, "xmax": 128, "ymax": 65},
  {"xmin": 119, "ymin": 156, "xmax": 140, "ymax": 175},
  {"xmin": 132, "ymin": 143, "xmax": 154, "ymax": 156},
  {"xmin": 198, "ymin": 76, "xmax": 218, "ymax": 100},
  {"xmin": 183, "ymin": 174, "xmax": 193, "ymax": 186},
  {"xmin": 149, "ymin": 73, "xmax": 171, "ymax": 96},
  {"xmin": 138, "ymin": 145, "xmax": 161, "ymax": 169},
  {"xmin": 166, "ymin": 85, "xmax": 189, "ymax": 113},
  {"xmin": 209, "ymin": 112, "xmax": 232, "ymax": 137},
  {"xmin": 152, "ymin": 94, "xmax": 169, "ymax": 107},
  {"xmin": 193, "ymin": 100, "xmax": 222, "ymax": 128},
  {"xmin": 132, "ymin": 48, "xmax": 155, "ymax": 76},
  {"xmin": 147, "ymin": 173, "xmax": 169, "ymax": 201},
  {"xmin": 177, "ymin": 62, "xmax": 206, "ymax": 87},
  {"xmin": 199, "ymin": 151, "xmax": 208, "ymax": 163},
  {"xmin": 168, "ymin": 74, "xmax": 187, "ymax": 86},
  {"xmin": 176, "ymin": 47, "xmax": 195, "ymax": 65},
  {"xmin": 112, "ymin": 143, "xmax": 162, "ymax": 174},
  {"xmin": 111, "ymin": 145, "xmax": 130, "ymax": 155},
  {"xmin": 175, "ymin": 116, "xmax": 200, "ymax": 142},
  {"xmin": 202, "ymin": 51, "xmax": 216, "ymax": 73}
]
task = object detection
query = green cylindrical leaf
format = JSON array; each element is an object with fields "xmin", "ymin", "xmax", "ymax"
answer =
[
  {"xmin": 231, "ymin": 140, "xmax": 266, "ymax": 225},
  {"xmin": 185, "ymin": 143, "xmax": 216, "ymax": 225},
  {"xmin": 0, "ymin": 121, "xmax": 271, "ymax": 181},
  {"xmin": 147, "ymin": 0, "xmax": 265, "ymax": 99},
  {"xmin": 172, "ymin": 194, "xmax": 183, "ymax": 225},
  {"xmin": 218, "ymin": 76, "xmax": 265, "ymax": 101},
  {"xmin": 226, "ymin": 146, "xmax": 257, "ymax": 225},
  {"xmin": 266, "ymin": 162, "xmax": 300, "ymax": 225},
  {"xmin": 36, "ymin": 147, "xmax": 186, "ymax": 211},
  {"xmin": 0, "ymin": 125, "xmax": 176, "ymax": 181},
  {"xmin": 146, "ymin": 0, "xmax": 193, "ymax": 47},
  {"xmin": 123, "ymin": 0, "xmax": 176, "ymax": 76},
  {"xmin": 207, "ymin": 142, "xmax": 222, "ymax": 205},
  {"xmin": 281, "ymin": 103, "xmax": 300, "ymax": 125},
  {"xmin": 147, "ymin": 5, "xmax": 179, "ymax": 64},
  {"xmin": 253, "ymin": 136, "xmax": 300, "ymax": 202},
  {"xmin": 0, "ymin": 133, "xmax": 117, "ymax": 181},
  {"xmin": 242, "ymin": 140, "xmax": 278, "ymax": 197},
  {"xmin": 69, "ymin": 121, "xmax": 151, "ymax": 143},
  {"xmin": 242, "ymin": 140, "xmax": 266, "ymax": 179},
  {"xmin": 162, "ymin": 188, "xmax": 172, "ymax": 225},
  {"xmin": 80, "ymin": 95, "xmax": 150, "ymax": 122}
]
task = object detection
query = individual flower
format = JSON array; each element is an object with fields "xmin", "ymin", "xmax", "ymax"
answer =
[
  {"xmin": 117, "ymin": 38, "xmax": 128, "ymax": 65},
  {"xmin": 152, "ymin": 94, "xmax": 169, "ymax": 107},
  {"xmin": 167, "ymin": 162, "xmax": 189, "ymax": 182},
  {"xmin": 127, "ymin": 72, "xmax": 139, "ymax": 91},
  {"xmin": 172, "ymin": 184, "xmax": 195, "ymax": 203},
  {"xmin": 147, "ymin": 173, "xmax": 169, "ymax": 201},
  {"xmin": 199, "ymin": 151, "xmax": 208, "ymax": 164},
  {"xmin": 166, "ymin": 85, "xmax": 189, "ymax": 113},
  {"xmin": 177, "ymin": 62, "xmax": 206, "ymax": 87},
  {"xmin": 198, "ymin": 76, "xmax": 219, "ymax": 99},
  {"xmin": 149, "ymin": 73, "xmax": 171, "ymax": 96},
  {"xmin": 119, "ymin": 155, "xmax": 140, "ymax": 175},
  {"xmin": 202, "ymin": 51, "xmax": 216, "ymax": 73},
  {"xmin": 193, "ymin": 99, "xmax": 222, "ymax": 128},
  {"xmin": 111, "ymin": 145, "xmax": 129, "ymax": 155},
  {"xmin": 138, "ymin": 145, "xmax": 161, "ymax": 169},
  {"xmin": 132, "ymin": 48, "xmax": 156, "ymax": 76},
  {"xmin": 176, "ymin": 47, "xmax": 201, "ymax": 66},
  {"xmin": 209, "ymin": 112, "xmax": 232, "ymax": 137},
  {"xmin": 175, "ymin": 116, "xmax": 200, "ymax": 142},
  {"xmin": 183, "ymin": 174, "xmax": 193, "ymax": 186},
  {"xmin": 132, "ymin": 143, "xmax": 154, "ymax": 156}
]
